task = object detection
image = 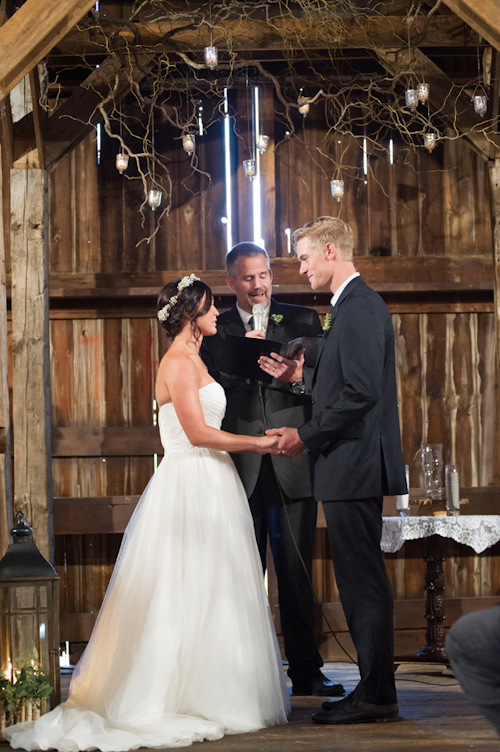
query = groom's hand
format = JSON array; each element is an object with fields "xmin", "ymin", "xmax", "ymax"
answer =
[{"xmin": 266, "ymin": 427, "xmax": 306, "ymax": 457}]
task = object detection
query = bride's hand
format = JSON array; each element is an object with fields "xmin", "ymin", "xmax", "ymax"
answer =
[{"xmin": 256, "ymin": 435, "xmax": 280, "ymax": 455}]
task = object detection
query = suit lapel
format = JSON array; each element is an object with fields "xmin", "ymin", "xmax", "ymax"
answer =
[
  {"xmin": 220, "ymin": 305, "xmax": 246, "ymax": 338},
  {"xmin": 267, "ymin": 299, "xmax": 287, "ymax": 341}
]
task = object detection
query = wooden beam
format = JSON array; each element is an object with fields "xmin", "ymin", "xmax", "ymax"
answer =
[
  {"xmin": 443, "ymin": 0, "xmax": 500, "ymax": 53},
  {"xmin": 28, "ymin": 66, "xmax": 45, "ymax": 169},
  {"xmin": 51, "ymin": 426, "xmax": 162, "ymax": 457},
  {"xmin": 10, "ymin": 168, "xmax": 54, "ymax": 560},
  {"xmin": 489, "ymin": 158, "xmax": 500, "ymax": 381},
  {"xmin": 0, "ymin": 142, "xmax": 13, "ymax": 557},
  {"xmin": 0, "ymin": 0, "xmax": 97, "ymax": 102},
  {"xmin": 53, "ymin": 495, "xmax": 140, "ymax": 534},
  {"xmin": 57, "ymin": 14, "xmax": 477, "ymax": 56},
  {"xmin": 375, "ymin": 46, "xmax": 492, "ymax": 160}
]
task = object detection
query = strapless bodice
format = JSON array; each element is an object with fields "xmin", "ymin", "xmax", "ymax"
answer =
[{"xmin": 158, "ymin": 381, "xmax": 226, "ymax": 452}]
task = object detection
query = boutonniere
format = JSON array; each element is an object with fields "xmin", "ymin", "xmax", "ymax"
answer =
[
  {"xmin": 270, "ymin": 314, "xmax": 284, "ymax": 325},
  {"xmin": 323, "ymin": 313, "xmax": 333, "ymax": 332}
]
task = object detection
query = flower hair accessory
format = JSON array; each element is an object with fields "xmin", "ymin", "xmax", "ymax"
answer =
[{"xmin": 157, "ymin": 274, "xmax": 201, "ymax": 322}]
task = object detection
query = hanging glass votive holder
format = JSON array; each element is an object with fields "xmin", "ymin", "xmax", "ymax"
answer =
[
  {"xmin": 330, "ymin": 179, "xmax": 344, "ymax": 202},
  {"xmin": 405, "ymin": 88, "xmax": 418, "ymax": 111},
  {"xmin": 424, "ymin": 132, "xmax": 437, "ymax": 152},
  {"xmin": 473, "ymin": 94, "xmax": 487, "ymax": 117},
  {"xmin": 204, "ymin": 46, "xmax": 218, "ymax": 69},
  {"xmin": 257, "ymin": 134, "xmax": 269, "ymax": 154},
  {"xmin": 298, "ymin": 97, "xmax": 310, "ymax": 116},
  {"xmin": 417, "ymin": 83, "xmax": 429, "ymax": 103},
  {"xmin": 243, "ymin": 159, "xmax": 256, "ymax": 180},
  {"xmin": 182, "ymin": 133, "xmax": 195, "ymax": 155},
  {"xmin": 115, "ymin": 152, "xmax": 129, "ymax": 173},
  {"xmin": 148, "ymin": 189, "xmax": 162, "ymax": 210}
]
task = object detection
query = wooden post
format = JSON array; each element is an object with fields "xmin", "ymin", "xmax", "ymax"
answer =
[
  {"xmin": 488, "ymin": 158, "xmax": 500, "ymax": 381},
  {"xmin": 10, "ymin": 167, "xmax": 53, "ymax": 560},
  {"xmin": 0, "ymin": 142, "xmax": 13, "ymax": 557}
]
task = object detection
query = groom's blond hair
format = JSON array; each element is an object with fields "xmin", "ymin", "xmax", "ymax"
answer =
[{"xmin": 292, "ymin": 217, "xmax": 354, "ymax": 261}]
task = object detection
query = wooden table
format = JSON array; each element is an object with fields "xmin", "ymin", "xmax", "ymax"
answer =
[{"xmin": 381, "ymin": 515, "xmax": 500, "ymax": 661}]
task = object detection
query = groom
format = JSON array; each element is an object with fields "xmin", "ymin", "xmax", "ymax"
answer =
[{"xmin": 264, "ymin": 217, "xmax": 406, "ymax": 724}]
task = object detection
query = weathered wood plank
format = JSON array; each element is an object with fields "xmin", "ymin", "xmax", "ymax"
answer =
[
  {"xmin": 10, "ymin": 167, "xmax": 53, "ymax": 558},
  {"xmin": 0, "ymin": 142, "xmax": 13, "ymax": 557},
  {"xmin": 51, "ymin": 426, "xmax": 162, "ymax": 456},
  {"xmin": 0, "ymin": 0, "xmax": 97, "ymax": 101},
  {"xmin": 443, "ymin": 0, "xmax": 500, "ymax": 53}
]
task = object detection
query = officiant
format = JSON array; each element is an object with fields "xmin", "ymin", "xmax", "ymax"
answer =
[{"xmin": 201, "ymin": 242, "xmax": 343, "ymax": 698}]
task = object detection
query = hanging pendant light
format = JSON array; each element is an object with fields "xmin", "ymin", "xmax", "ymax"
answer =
[
  {"xmin": 298, "ymin": 96, "xmax": 310, "ymax": 117},
  {"xmin": 204, "ymin": 46, "xmax": 218, "ymax": 69},
  {"xmin": 472, "ymin": 93, "xmax": 488, "ymax": 117},
  {"xmin": 423, "ymin": 132, "xmax": 437, "ymax": 152},
  {"xmin": 115, "ymin": 152, "xmax": 129, "ymax": 173},
  {"xmin": 182, "ymin": 133, "xmax": 195, "ymax": 155},
  {"xmin": 257, "ymin": 134, "xmax": 269, "ymax": 154},
  {"xmin": 243, "ymin": 159, "xmax": 256, "ymax": 180},
  {"xmin": 417, "ymin": 83, "xmax": 429, "ymax": 103},
  {"xmin": 405, "ymin": 88, "xmax": 418, "ymax": 111},
  {"xmin": 148, "ymin": 189, "xmax": 162, "ymax": 210},
  {"xmin": 330, "ymin": 179, "xmax": 344, "ymax": 202}
]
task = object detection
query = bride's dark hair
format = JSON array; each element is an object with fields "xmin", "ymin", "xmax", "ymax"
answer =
[{"xmin": 157, "ymin": 278, "xmax": 212, "ymax": 341}]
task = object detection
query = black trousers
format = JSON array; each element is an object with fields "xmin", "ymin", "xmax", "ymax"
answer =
[
  {"xmin": 249, "ymin": 455, "xmax": 323, "ymax": 683},
  {"xmin": 322, "ymin": 496, "xmax": 397, "ymax": 704}
]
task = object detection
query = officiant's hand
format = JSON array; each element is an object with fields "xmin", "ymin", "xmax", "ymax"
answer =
[
  {"xmin": 258, "ymin": 349, "xmax": 305, "ymax": 383},
  {"xmin": 245, "ymin": 330, "xmax": 266, "ymax": 340},
  {"xmin": 266, "ymin": 427, "xmax": 306, "ymax": 457}
]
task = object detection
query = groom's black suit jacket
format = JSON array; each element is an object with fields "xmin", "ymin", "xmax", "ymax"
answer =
[
  {"xmin": 299, "ymin": 276, "xmax": 406, "ymax": 501},
  {"xmin": 201, "ymin": 298, "xmax": 322, "ymax": 499}
]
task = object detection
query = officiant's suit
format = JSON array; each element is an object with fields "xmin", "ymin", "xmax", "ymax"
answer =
[
  {"xmin": 201, "ymin": 298, "xmax": 325, "ymax": 689},
  {"xmin": 299, "ymin": 276, "xmax": 406, "ymax": 706}
]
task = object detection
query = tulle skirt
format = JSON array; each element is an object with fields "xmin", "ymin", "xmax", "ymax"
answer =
[{"xmin": 4, "ymin": 447, "xmax": 289, "ymax": 751}]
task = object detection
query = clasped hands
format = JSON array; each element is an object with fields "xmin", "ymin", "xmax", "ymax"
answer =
[{"xmin": 265, "ymin": 427, "xmax": 306, "ymax": 457}]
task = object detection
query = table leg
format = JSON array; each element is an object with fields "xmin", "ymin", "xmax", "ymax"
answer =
[{"xmin": 416, "ymin": 533, "xmax": 448, "ymax": 661}]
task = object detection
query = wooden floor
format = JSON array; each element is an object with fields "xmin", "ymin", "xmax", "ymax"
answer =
[{"xmin": 2, "ymin": 661, "xmax": 499, "ymax": 751}]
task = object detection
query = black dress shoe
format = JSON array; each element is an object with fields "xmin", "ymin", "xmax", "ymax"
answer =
[
  {"xmin": 292, "ymin": 676, "xmax": 345, "ymax": 697},
  {"xmin": 313, "ymin": 695, "xmax": 398, "ymax": 725}
]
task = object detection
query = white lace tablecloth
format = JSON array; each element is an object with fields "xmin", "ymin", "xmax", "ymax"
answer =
[{"xmin": 381, "ymin": 515, "xmax": 500, "ymax": 554}]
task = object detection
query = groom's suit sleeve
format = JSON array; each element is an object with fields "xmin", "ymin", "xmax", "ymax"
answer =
[{"xmin": 298, "ymin": 294, "xmax": 385, "ymax": 456}]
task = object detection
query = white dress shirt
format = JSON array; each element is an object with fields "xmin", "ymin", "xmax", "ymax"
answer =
[{"xmin": 330, "ymin": 272, "xmax": 360, "ymax": 308}]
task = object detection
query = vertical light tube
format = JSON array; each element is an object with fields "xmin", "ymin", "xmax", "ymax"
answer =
[
  {"xmin": 253, "ymin": 87, "xmax": 264, "ymax": 247},
  {"xmin": 223, "ymin": 88, "xmax": 233, "ymax": 252},
  {"xmin": 363, "ymin": 136, "xmax": 368, "ymax": 176},
  {"xmin": 96, "ymin": 123, "xmax": 101, "ymax": 165},
  {"xmin": 389, "ymin": 138, "xmax": 394, "ymax": 166}
]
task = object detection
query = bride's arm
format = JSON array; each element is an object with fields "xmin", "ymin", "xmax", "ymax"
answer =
[{"xmin": 166, "ymin": 356, "xmax": 278, "ymax": 454}]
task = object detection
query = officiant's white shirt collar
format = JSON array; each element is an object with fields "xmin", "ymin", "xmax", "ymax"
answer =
[
  {"xmin": 330, "ymin": 272, "xmax": 360, "ymax": 308},
  {"xmin": 236, "ymin": 301, "xmax": 271, "ymax": 333}
]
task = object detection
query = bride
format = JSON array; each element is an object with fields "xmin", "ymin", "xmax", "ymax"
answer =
[{"xmin": 4, "ymin": 274, "xmax": 290, "ymax": 751}]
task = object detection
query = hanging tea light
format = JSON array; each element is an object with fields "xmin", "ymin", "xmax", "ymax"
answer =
[
  {"xmin": 115, "ymin": 151, "xmax": 129, "ymax": 173},
  {"xmin": 472, "ymin": 93, "xmax": 488, "ymax": 117},
  {"xmin": 418, "ymin": 83, "xmax": 429, "ymax": 103},
  {"xmin": 243, "ymin": 159, "xmax": 256, "ymax": 180},
  {"xmin": 330, "ymin": 178, "xmax": 344, "ymax": 202},
  {"xmin": 204, "ymin": 46, "xmax": 218, "ymax": 70},
  {"xmin": 148, "ymin": 189, "xmax": 162, "ymax": 210},
  {"xmin": 257, "ymin": 134, "xmax": 269, "ymax": 154},
  {"xmin": 405, "ymin": 88, "xmax": 418, "ymax": 111},
  {"xmin": 298, "ymin": 96, "xmax": 310, "ymax": 116},
  {"xmin": 423, "ymin": 132, "xmax": 437, "ymax": 152},
  {"xmin": 182, "ymin": 133, "xmax": 195, "ymax": 155}
]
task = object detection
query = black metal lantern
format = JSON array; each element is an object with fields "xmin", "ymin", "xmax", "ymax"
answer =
[{"xmin": 0, "ymin": 511, "xmax": 60, "ymax": 713}]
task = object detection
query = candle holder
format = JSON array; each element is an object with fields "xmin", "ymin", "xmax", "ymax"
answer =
[
  {"xmin": 473, "ymin": 94, "xmax": 487, "ymax": 117},
  {"xmin": 243, "ymin": 159, "xmax": 256, "ymax": 180},
  {"xmin": 417, "ymin": 83, "xmax": 429, "ymax": 103},
  {"xmin": 330, "ymin": 179, "xmax": 344, "ymax": 202},
  {"xmin": 148, "ymin": 189, "xmax": 162, "ymax": 210},
  {"xmin": 182, "ymin": 134, "xmax": 195, "ymax": 155},
  {"xmin": 405, "ymin": 88, "xmax": 418, "ymax": 111},
  {"xmin": 396, "ymin": 465, "xmax": 410, "ymax": 517},
  {"xmin": 257, "ymin": 135, "xmax": 269, "ymax": 154},
  {"xmin": 115, "ymin": 152, "xmax": 129, "ymax": 173},
  {"xmin": 204, "ymin": 46, "xmax": 218, "ymax": 70},
  {"xmin": 298, "ymin": 97, "xmax": 310, "ymax": 116},
  {"xmin": 424, "ymin": 132, "xmax": 437, "ymax": 152},
  {"xmin": 421, "ymin": 443, "xmax": 443, "ymax": 502}
]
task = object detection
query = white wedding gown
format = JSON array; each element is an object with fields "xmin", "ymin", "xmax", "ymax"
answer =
[{"xmin": 5, "ymin": 382, "xmax": 289, "ymax": 751}]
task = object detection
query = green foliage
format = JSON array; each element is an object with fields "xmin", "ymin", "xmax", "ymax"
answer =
[{"xmin": 1, "ymin": 650, "xmax": 53, "ymax": 711}]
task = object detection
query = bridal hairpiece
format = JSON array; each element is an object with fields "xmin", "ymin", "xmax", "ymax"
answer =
[{"xmin": 157, "ymin": 274, "xmax": 201, "ymax": 322}]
